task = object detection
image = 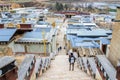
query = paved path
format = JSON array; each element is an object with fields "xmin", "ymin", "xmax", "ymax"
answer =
[{"xmin": 37, "ymin": 20, "xmax": 94, "ymax": 80}]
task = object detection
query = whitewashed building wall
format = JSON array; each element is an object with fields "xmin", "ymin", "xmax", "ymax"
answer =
[{"xmin": 13, "ymin": 43, "xmax": 52, "ymax": 54}]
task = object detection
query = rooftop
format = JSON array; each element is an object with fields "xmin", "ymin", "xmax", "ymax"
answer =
[
  {"xmin": 18, "ymin": 54, "xmax": 35, "ymax": 80},
  {"xmin": 0, "ymin": 56, "xmax": 15, "ymax": 69},
  {"xmin": 96, "ymin": 55, "xmax": 116, "ymax": 80},
  {"xmin": 69, "ymin": 35, "xmax": 100, "ymax": 48},
  {"xmin": 34, "ymin": 27, "xmax": 51, "ymax": 32},
  {"xmin": 0, "ymin": 28, "xmax": 17, "ymax": 42}
]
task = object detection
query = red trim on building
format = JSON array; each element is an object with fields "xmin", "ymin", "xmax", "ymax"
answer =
[{"xmin": 0, "ymin": 24, "xmax": 4, "ymax": 28}]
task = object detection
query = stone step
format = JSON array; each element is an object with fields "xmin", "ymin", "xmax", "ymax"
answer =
[{"xmin": 37, "ymin": 55, "xmax": 94, "ymax": 80}]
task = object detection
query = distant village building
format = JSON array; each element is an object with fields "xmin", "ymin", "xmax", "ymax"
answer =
[
  {"xmin": 68, "ymin": 15, "xmax": 92, "ymax": 24},
  {"xmin": 55, "ymin": 11, "xmax": 90, "ymax": 18},
  {"xmin": 65, "ymin": 22, "xmax": 112, "ymax": 56},
  {"xmin": 0, "ymin": 4, "xmax": 12, "ymax": 12},
  {"xmin": 0, "ymin": 56, "xmax": 18, "ymax": 80},
  {"xmin": 0, "ymin": 0, "xmax": 32, "ymax": 3},
  {"xmin": 14, "ymin": 27, "xmax": 57, "ymax": 56}
]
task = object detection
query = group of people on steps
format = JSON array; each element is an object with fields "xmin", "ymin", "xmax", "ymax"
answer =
[{"xmin": 58, "ymin": 46, "xmax": 66, "ymax": 52}]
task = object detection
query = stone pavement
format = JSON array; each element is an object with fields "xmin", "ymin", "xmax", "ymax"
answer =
[{"xmin": 37, "ymin": 20, "xmax": 94, "ymax": 80}]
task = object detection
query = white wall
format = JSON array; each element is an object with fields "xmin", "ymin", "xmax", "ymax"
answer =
[
  {"xmin": 14, "ymin": 44, "xmax": 25, "ymax": 53},
  {"xmin": 14, "ymin": 43, "xmax": 52, "ymax": 54}
]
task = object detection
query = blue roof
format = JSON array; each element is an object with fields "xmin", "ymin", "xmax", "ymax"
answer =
[
  {"xmin": 17, "ymin": 28, "xmax": 56, "ymax": 43},
  {"xmin": 26, "ymin": 14, "xmax": 39, "ymax": 18},
  {"xmin": 67, "ymin": 28, "xmax": 111, "ymax": 36},
  {"xmin": 77, "ymin": 32, "xmax": 107, "ymax": 37},
  {"xmin": 71, "ymin": 41, "xmax": 99, "ymax": 48},
  {"xmin": 0, "ymin": 29, "xmax": 17, "ymax": 42},
  {"xmin": 17, "ymin": 31, "xmax": 45, "ymax": 43},
  {"xmin": 100, "ymin": 38, "xmax": 110, "ymax": 45},
  {"xmin": 73, "ymin": 37, "xmax": 101, "ymax": 42},
  {"xmin": 82, "ymin": 18, "xmax": 91, "ymax": 23},
  {"xmin": 68, "ymin": 19, "xmax": 79, "ymax": 23},
  {"xmin": 77, "ymin": 30, "xmax": 108, "ymax": 37},
  {"xmin": 23, "ymin": 32, "xmax": 42, "ymax": 39},
  {"xmin": 66, "ymin": 35, "xmax": 76, "ymax": 41},
  {"xmin": 0, "ymin": 29, "xmax": 16, "ymax": 36},
  {"xmin": 0, "ymin": 18, "xmax": 13, "ymax": 23},
  {"xmin": 67, "ymin": 24, "xmax": 96, "ymax": 29},
  {"xmin": 69, "ymin": 35, "xmax": 100, "ymax": 48},
  {"xmin": 67, "ymin": 24, "xmax": 85, "ymax": 29},
  {"xmin": 0, "ymin": 36, "xmax": 12, "ymax": 42},
  {"xmin": 37, "ymin": 21, "xmax": 49, "ymax": 25},
  {"xmin": 34, "ymin": 27, "xmax": 51, "ymax": 32}
]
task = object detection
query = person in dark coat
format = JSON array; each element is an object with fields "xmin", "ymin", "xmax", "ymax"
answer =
[
  {"xmin": 58, "ymin": 47, "xmax": 59, "ymax": 52},
  {"xmin": 69, "ymin": 53, "xmax": 76, "ymax": 71},
  {"xmin": 59, "ymin": 46, "xmax": 62, "ymax": 51}
]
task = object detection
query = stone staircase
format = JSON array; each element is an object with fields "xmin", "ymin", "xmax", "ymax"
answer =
[
  {"xmin": 37, "ymin": 55, "xmax": 94, "ymax": 80},
  {"xmin": 37, "ymin": 20, "xmax": 94, "ymax": 80}
]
